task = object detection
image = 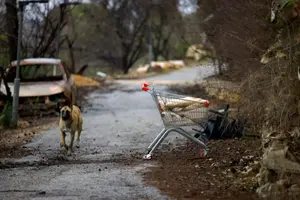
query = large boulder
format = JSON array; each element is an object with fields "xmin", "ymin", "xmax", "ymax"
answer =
[{"xmin": 186, "ymin": 44, "xmax": 212, "ymax": 61}]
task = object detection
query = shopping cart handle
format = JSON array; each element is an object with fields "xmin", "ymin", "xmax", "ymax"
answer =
[
  {"xmin": 208, "ymin": 109, "xmax": 225, "ymax": 116},
  {"xmin": 208, "ymin": 104, "xmax": 229, "ymax": 116},
  {"xmin": 143, "ymin": 83, "xmax": 149, "ymax": 87},
  {"xmin": 204, "ymin": 101, "xmax": 210, "ymax": 107},
  {"xmin": 142, "ymin": 83, "xmax": 151, "ymax": 92},
  {"xmin": 142, "ymin": 87, "xmax": 149, "ymax": 91}
]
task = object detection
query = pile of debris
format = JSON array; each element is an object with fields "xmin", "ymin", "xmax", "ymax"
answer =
[{"xmin": 135, "ymin": 60, "xmax": 185, "ymax": 74}]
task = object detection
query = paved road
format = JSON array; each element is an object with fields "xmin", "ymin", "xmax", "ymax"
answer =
[{"xmin": 0, "ymin": 64, "xmax": 215, "ymax": 200}]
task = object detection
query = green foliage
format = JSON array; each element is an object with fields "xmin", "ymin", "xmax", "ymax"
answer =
[
  {"xmin": 0, "ymin": 34, "xmax": 7, "ymax": 41},
  {"xmin": 157, "ymin": 56, "xmax": 165, "ymax": 61},
  {"xmin": 0, "ymin": 34, "xmax": 9, "ymax": 65},
  {"xmin": 0, "ymin": 102, "xmax": 12, "ymax": 129},
  {"xmin": 78, "ymin": 12, "xmax": 84, "ymax": 18},
  {"xmin": 174, "ymin": 42, "xmax": 189, "ymax": 58},
  {"xmin": 281, "ymin": 0, "xmax": 299, "ymax": 9},
  {"xmin": 0, "ymin": 53, "xmax": 9, "ymax": 66}
]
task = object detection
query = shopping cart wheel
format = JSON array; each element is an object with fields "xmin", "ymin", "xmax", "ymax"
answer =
[
  {"xmin": 143, "ymin": 154, "xmax": 152, "ymax": 160},
  {"xmin": 199, "ymin": 149, "xmax": 208, "ymax": 158}
]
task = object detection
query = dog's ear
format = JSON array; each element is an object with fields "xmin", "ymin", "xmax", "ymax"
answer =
[{"xmin": 64, "ymin": 98, "xmax": 72, "ymax": 111}]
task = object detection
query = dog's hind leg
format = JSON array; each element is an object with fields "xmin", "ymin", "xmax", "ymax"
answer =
[
  {"xmin": 60, "ymin": 131, "xmax": 67, "ymax": 150},
  {"xmin": 76, "ymin": 123, "xmax": 83, "ymax": 148},
  {"xmin": 68, "ymin": 132, "xmax": 75, "ymax": 156}
]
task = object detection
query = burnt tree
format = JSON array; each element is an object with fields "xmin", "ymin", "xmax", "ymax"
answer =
[
  {"xmin": 95, "ymin": 0, "xmax": 149, "ymax": 73},
  {"xmin": 4, "ymin": 0, "xmax": 18, "ymax": 62}
]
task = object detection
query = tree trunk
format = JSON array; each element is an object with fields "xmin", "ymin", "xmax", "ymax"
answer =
[
  {"xmin": 123, "ymin": 67, "xmax": 129, "ymax": 74},
  {"xmin": 162, "ymin": 49, "xmax": 170, "ymax": 60},
  {"xmin": 67, "ymin": 39, "xmax": 75, "ymax": 73},
  {"xmin": 153, "ymin": 49, "xmax": 159, "ymax": 61},
  {"xmin": 5, "ymin": 0, "xmax": 18, "ymax": 62},
  {"xmin": 76, "ymin": 65, "xmax": 89, "ymax": 75},
  {"xmin": 217, "ymin": 58, "xmax": 223, "ymax": 75},
  {"xmin": 122, "ymin": 56, "xmax": 130, "ymax": 74}
]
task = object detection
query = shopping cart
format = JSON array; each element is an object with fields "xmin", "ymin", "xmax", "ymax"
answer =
[{"xmin": 141, "ymin": 83, "xmax": 229, "ymax": 160}]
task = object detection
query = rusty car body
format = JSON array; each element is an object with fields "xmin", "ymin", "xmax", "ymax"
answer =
[{"xmin": 0, "ymin": 58, "xmax": 74, "ymax": 116}]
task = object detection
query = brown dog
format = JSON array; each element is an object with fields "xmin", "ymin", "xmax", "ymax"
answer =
[{"xmin": 59, "ymin": 105, "xmax": 83, "ymax": 155}]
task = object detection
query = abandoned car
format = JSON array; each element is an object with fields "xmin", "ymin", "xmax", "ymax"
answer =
[{"xmin": 0, "ymin": 58, "xmax": 75, "ymax": 116}]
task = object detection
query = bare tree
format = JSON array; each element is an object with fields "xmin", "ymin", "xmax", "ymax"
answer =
[
  {"xmin": 22, "ymin": 3, "xmax": 70, "ymax": 58},
  {"xmin": 65, "ymin": 8, "xmax": 78, "ymax": 73},
  {"xmin": 0, "ymin": 1, "xmax": 9, "ymax": 66},
  {"xmin": 150, "ymin": 0, "xmax": 181, "ymax": 60},
  {"xmin": 4, "ymin": 0, "xmax": 18, "ymax": 62},
  {"xmin": 198, "ymin": 0, "xmax": 275, "ymax": 79},
  {"xmin": 91, "ymin": 0, "xmax": 150, "ymax": 73},
  {"xmin": 3, "ymin": 1, "xmax": 81, "ymax": 65}
]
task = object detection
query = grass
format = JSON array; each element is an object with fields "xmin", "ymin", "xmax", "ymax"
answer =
[{"xmin": 0, "ymin": 102, "xmax": 12, "ymax": 129}]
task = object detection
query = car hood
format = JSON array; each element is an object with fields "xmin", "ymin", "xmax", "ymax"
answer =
[{"xmin": 0, "ymin": 80, "xmax": 66, "ymax": 97}]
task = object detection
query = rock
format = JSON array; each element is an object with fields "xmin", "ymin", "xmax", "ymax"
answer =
[
  {"xmin": 243, "ymin": 155, "xmax": 254, "ymax": 160},
  {"xmin": 289, "ymin": 184, "xmax": 300, "ymax": 199},
  {"xmin": 257, "ymin": 128, "xmax": 300, "ymax": 199},
  {"xmin": 37, "ymin": 191, "xmax": 46, "ymax": 195},
  {"xmin": 186, "ymin": 44, "xmax": 212, "ymax": 61},
  {"xmin": 262, "ymin": 150, "xmax": 300, "ymax": 174},
  {"xmin": 210, "ymin": 163, "xmax": 217, "ymax": 167},
  {"xmin": 257, "ymin": 179, "xmax": 294, "ymax": 200},
  {"xmin": 257, "ymin": 182, "xmax": 283, "ymax": 200},
  {"xmin": 290, "ymin": 127, "xmax": 300, "ymax": 139}
]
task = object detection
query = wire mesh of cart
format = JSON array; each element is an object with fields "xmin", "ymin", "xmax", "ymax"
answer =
[{"xmin": 141, "ymin": 83, "xmax": 214, "ymax": 160}]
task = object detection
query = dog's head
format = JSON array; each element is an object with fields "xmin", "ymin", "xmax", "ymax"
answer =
[{"xmin": 60, "ymin": 106, "xmax": 72, "ymax": 121}]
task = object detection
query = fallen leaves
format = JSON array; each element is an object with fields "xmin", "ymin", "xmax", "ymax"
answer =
[{"xmin": 72, "ymin": 74, "xmax": 100, "ymax": 87}]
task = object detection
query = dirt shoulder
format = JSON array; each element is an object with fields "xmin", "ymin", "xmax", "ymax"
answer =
[
  {"xmin": 0, "ymin": 85, "xmax": 101, "ymax": 160},
  {"xmin": 0, "ymin": 117, "xmax": 57, "ymax": 159},
  {"xmin": 143, "ymin": 81, "xmax": 260, "ymax": 200},
  {"xmin": 144, "ymin": 138, "xmax": 260, "ymax": 200}
]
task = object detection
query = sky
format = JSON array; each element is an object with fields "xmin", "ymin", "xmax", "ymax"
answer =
[{"xmin": 178, "ymin": 0, "xmax": 198, "ymax": 15}]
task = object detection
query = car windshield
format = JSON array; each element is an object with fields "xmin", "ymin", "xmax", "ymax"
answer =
[{"xmin": 6, "ymin": 64, "xmax": 64, "ymax": 82}]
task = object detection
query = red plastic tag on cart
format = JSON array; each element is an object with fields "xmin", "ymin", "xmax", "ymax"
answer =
[
  {"xmin": 143, "ymin": 83, "xmax": 149, "ymax": 87},
  {"xmin": 142, "ymin": 87, "xmax": 149, "ymax": 92},
  {"xmin": 204, "ymin": 101, "xmax": 210, "ymax": 107}
]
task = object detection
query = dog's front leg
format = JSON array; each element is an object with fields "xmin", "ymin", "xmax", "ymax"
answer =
[
  {"xmin": 76, "ymin": 130, "xmax": 82, "ymax": 148},
  {"xmin": 60, "ymin": 131, "xmax": 67, "ymax": 150},
  {"xmin": 68, "ymin": 132, "xmax": 75, "ymax": 155}
]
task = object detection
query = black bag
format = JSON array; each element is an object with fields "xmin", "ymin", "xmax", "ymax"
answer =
[
  {"xmin": 194, "ymin": 104, "xmax": 246, "ymax": 140},
  {"xmin": 203, "ymin": 116, "xmax": 245, "ymax": 140}
]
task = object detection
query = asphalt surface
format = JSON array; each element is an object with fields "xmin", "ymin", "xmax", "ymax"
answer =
[{"xmin": 0, "ymin": 64, "xmax": 215, "ymax": 200}]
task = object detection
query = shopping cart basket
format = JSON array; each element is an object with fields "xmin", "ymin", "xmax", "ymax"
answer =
[{"xmin": 141, "ymin": 83, "xmax": 229, "ymax": 160}]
